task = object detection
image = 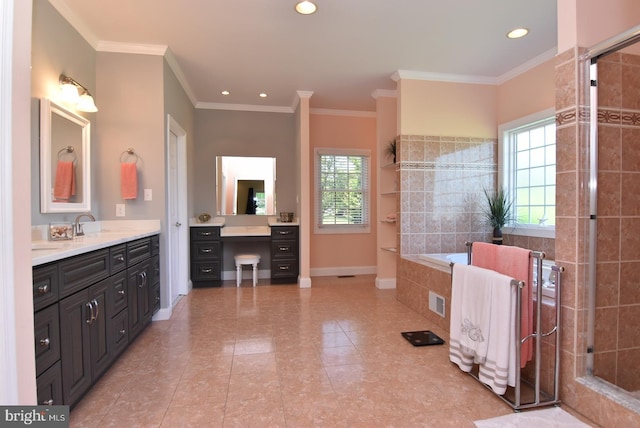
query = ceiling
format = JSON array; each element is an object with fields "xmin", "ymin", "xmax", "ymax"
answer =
[{"xmin": 50, "ymin": 0, "xmax": 558, "ymax": 113}]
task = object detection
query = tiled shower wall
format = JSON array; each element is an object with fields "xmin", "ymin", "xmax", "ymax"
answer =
[
  {"xmin": 397, "ymin": 135, "xmax": 496, "ymax": 255},
  {"xmin": 554, "ymin": 47, "xmax": 640, "ymax": 425},
  {"xmin": 591, "ymin": 51, "xmax": 640, "ymax": 393}
]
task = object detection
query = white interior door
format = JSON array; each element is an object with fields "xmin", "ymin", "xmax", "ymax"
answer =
[{"xmin": 167, "ymin": 115, "xmax": 188, "ymax": 307}]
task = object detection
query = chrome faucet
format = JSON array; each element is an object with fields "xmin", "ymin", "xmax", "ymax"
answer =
[{"xmin": 74, "ymin": 213, "xmax": 96, "ymax": 237}]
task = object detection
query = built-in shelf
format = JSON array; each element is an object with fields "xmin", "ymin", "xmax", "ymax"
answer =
[
  {"xmin": 381, "ymin": 162, "xmax": 397, "ymax": 169},
  {"xmin": 381, "ymin": 247, "xmax": 397, "ymax": 253},
  {"xmin": 381, "ymin": 219, "xmax": 396, "ymax": 223},
  {"xmin": 381, "ymin": 191, "xmax": 396, "ymax": 196}
]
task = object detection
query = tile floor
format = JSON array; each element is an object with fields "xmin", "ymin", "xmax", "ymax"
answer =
[{"xmin": 69, "ymin": 275, "xmax": 593, "ymax": 427}]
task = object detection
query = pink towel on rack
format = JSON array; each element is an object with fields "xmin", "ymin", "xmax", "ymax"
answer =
[
  {"xmin": 471, "ymin": 242, "xmax": 534, "ymax": 368},
  {"xmin": 121, "ymin": 162, "xmax": 138, "ymax": 200},
  {"xmin": 53, "ymin": 160, "xmax": 76, "ymax": 201}
]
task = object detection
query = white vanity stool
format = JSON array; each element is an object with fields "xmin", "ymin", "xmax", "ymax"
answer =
[{"xmin": 234, "ymin": 254, "xmax": 261, "ymax": 287}]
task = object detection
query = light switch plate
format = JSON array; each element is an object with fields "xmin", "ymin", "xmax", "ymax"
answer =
[
  {"xmin": 116, "ymin": 204, "xmax": 125, "ymax": 217},
  {"xmin": 144, "ymin": 188, "xmax": 152, "ymax": 201}
]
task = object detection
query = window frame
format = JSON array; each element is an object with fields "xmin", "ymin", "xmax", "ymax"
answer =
[
  {"xmin": 498, "ymin": 108, "xmax": 556, "ymax": 239},
  {"xmin": 314, "ymin": 148, "xmax": 371, "ymax": 235}
]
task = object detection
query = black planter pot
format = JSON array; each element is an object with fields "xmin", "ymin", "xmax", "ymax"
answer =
[{"xmin": 492, "ymin": 228, "xmax": 503, "ymax": 245}]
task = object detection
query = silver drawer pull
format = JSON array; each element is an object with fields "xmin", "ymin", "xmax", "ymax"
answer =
[
  {"xmin": 118, "ymin": 290, "xmax": 125, "ymax": 295},
  {"xmin": 200, "ymin": 231, "xmax": 212, "ymax": 236},
  {"xmin": 279, "ymin": 246, "xmax": 289, "ymax": 251},
  {"xmin": 201, "ymin": 268, "xmax": 212, "ymax": 273},
  {"xmin": 279, "ymin": 266, "xmax": 290, "ymax": 271},
  {"xmin": 119, "ymin": 329, "xmax": 126, "ymax": 335},
  {"xmin": 37, "ymin": 284, "xmax": 50, "ymax": 294},
  {"xmin": 201, "ymin": 248, "xmax": 213, "ymax": 253},
  {"xmin": 42, "ymin": 399, "xmax": 53, "ymax": 406},
  {"xmin": 39, "ymin": 337, "xmax": 50, "ymax": 347},
  {"xmin": 278, "ymin": 231, "xmax": 290, "ymax": 235},
  {"xmin": 115, "ymin": 255, "xmax": 125, "ymax": 262}
]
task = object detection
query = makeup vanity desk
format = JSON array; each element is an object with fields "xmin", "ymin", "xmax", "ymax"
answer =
[{"xmin": 189, "ymin": 217, "xmax": 299, "ymax": 286}]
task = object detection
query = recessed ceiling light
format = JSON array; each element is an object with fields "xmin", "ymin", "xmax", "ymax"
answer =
[
  {"xmin": 507, "ymin": 28, "xmax": 529, "ymax": 39},
  {"xmin": 221, "ymin": 90, "xmax": 230, "ymax": 95},
  {"xmin": 259, "ymin": 93, "xmax": 268, "ymax": 98},
  {"xmin": 295, "ymin": 1, "xmax": 317, "ymax": 15}
]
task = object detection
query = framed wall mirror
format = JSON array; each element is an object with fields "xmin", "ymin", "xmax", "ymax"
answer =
[
  {"xmin": 216, "ymin": 156, "xmax": 276, "ymax": 215},
  {"xmin": 40, "ymin": 98, "xmax": 91, "ymax": 213}
]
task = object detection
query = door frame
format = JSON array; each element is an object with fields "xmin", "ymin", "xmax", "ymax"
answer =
[{"xmin": 158, "ymin": 114, "xmax": 189, "ymax": 320}]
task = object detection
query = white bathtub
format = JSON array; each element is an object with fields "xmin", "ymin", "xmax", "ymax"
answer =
[{"xmin": 418, "ymin": 252, "xmax": 557, "ymax": 301}]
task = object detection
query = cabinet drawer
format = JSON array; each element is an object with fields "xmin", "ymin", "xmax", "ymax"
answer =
[
  {"xmin": 127, "ymin": 238, "xmax": 151, "ymax": 266},
  {"xmin": 108, "ymin": 271, "xmax": 128, "ymax": 317},
  {"xmin": 34, "ymin": 303, "xmax": 60, "ymax": 376},
  {"xmin": 190, "ymin": 227, "xmax": 220, "ymax": 241},
  {"xmin": 36, "ymin": 360, "xmax": 62, "ymax": 406},
  {"xmin": 59, "ymin": 249, "xmax": 110, "ymax": 298},
  {"xmin": 271, "ymin": 240, "xmax": 297, "ymax": 258},
  {"xmin": 271, "ymin": 259, "xmax": 299, "ymax": 280},
  {"xmin": 33, "ymin": 264, "xmax": 59, "ymax": 312},
  {"xmin": 109, "ymin": 308, "xmax": 128, "ymax": 358},
  {"xmin": 271, "ymin": 226, "xmax": 298, "ymax": 239},
  {"xmin": 192, "ymin": 241, "xmax": 221, "ymax": 261},
  {"xmin": 192, "ymin": 261, "xmax": 221, "ymax": 281},
  {"xmin": 110, "ymin": 244, "xmax": 127, "ymax": 274}
]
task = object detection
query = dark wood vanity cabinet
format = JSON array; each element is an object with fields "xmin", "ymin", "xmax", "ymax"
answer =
[
  {"xmin": 32, "ymin": 234, "xmax": 159, "ymax": 408},
  {"xmin": 190, "ymin": 226, "xmax": 222, "ymax": 287},
  {"xmin": 270, "ymin": 226, "xmax": 299, "ymax": 284}
]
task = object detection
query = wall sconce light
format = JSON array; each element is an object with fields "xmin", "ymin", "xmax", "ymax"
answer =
[{"xmin": 59, "ymin": 74, "xmax": 98, "ymax": 112}]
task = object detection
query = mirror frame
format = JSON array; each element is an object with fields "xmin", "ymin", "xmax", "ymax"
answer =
[{"xmin": 40, "ymin": 98, "xmax": 92, "ymax": 213}]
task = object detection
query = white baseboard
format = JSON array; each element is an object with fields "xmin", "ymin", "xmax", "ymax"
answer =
[
  {"xmin": 299, "ymin": 276, "xmax": 312, "ymax": 288},
  {"xmin": 152, "ymin": 307, "xmax": 172, "ymax": 321},
  {"xmin": 375, "ymin": 277, "xmax": 396, "ymax": 289},
  {"xmin": 310, "ymin": 265, "xmax": 376, "ymax": 277}
]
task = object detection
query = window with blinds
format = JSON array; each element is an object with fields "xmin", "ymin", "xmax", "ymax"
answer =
[{"xmin": 315, "ymin": 148, "xmax": 370, "ymax": 234}]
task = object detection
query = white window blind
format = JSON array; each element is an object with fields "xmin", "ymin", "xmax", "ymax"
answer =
[{"xmin": 315, "ymin": 148, "xmax": 370, "ymax": 233}]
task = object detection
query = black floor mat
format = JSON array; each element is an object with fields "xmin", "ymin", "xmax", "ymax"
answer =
[{"xmin": 401, "ymin": 330, "xmax": 445, "ymax": 346}]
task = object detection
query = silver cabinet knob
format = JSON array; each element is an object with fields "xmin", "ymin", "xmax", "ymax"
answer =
[
  {"xmin": 42, "ymin": 399, "xmax": 53, "ymax": 406},
  {"xmin": 39, "ymin": 337, "xmax": 50, "ymax": 347}
]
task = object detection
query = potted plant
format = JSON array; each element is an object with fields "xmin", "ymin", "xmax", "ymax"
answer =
[
  {"xmin": 482, "ymin": 187, "xmax": 515, "ymax": 245},
  {"xmin": 385, "ymin": 139, "xmax": 397, "ymax": 163}
]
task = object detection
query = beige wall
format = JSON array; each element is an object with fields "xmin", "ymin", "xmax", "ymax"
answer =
[
  {"xmin": 309, "ymin": 113, "xmax": 377, "ymax": 271},
  {"xmin": 398, "ymin": 79, "xmax": 497, "ymax": 138},
  {"xmin": 497, "ymin": 59, "xmax": 556, "ymax": 125}
]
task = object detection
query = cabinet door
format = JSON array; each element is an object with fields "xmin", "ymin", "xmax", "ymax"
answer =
[
  {"xmin": 59, "ymin": 289, "xmax": 92, "ymax": 406},
  {"xmin": 36, "ymin": 361, "xmax": 62, "ymax": 406},
  {"xmin": 127, "ymin": 260, "xmax": 151, "ymax": 340},
  {"xmin": 88, "ymin": 279, "xmax": 110, "ymax": 380},
  {"xmin": 109, "ymin": 308, "xmax": 128, "ymax": 359}
]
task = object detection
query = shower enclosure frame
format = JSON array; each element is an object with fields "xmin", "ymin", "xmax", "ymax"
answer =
[{"xmin": 582, "ymin": 23, "xmax": 640, "ymax": 403}]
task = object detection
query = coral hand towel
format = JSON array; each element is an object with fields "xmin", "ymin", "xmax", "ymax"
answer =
[
  {"xmin": 472, "ymin": 242, "xmax": 533, "ymax": 368},
  {"xmin": 121, "ymin": 162, "xmax": 138, "ymax": 200},
  {"xmin": 53, "ymin": 160, "xmax": 76, "ymax": 201}
]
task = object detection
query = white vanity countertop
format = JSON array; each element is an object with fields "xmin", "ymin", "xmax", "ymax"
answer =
[
  {"xmin": 189, "ymin": 216, "xmax": 225, "ymax": 227},
  {"xmin": 32, "ymin": 220, "xmax": 161, "ymax": 266}
]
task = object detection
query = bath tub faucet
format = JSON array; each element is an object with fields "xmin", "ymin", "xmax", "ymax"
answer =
[{"xmin": 74, "ymin": 213, "xmax": 96, "ymax": 236}]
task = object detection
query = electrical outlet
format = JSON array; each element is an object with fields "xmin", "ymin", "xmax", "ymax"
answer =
[
  {"xmin": 144, "ymin": 188, "xmax": 152, "ymax": 201},
  {"xmin": 116, "ymin": 204, "xmax": 125, "ymax": 217}
]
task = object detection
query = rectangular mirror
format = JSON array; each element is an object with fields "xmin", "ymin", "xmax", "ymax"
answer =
[
  {"xmin": 216, "ymin": 156, "xmax": 276, "ymax": 215},
  {"xmin": 40, "ymin": 98, "xmax": 91, "ymax": 213}
]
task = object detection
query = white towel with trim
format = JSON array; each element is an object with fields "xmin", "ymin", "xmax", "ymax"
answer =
[{"xmin": 449, "ymin": 263, "xmax": 516, "ymax": 395}]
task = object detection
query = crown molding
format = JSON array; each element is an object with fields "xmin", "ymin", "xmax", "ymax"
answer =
[
  {"xmin": 310, "ymin": 108, "xmax": 376, "ymax": 118},
  {"xmin": 196, "ymin": 102, "xmax": 294, "ymax": 114},
  {"xmin": 495, "ymin": 47, "xmax": 557, "ymax": 84},
  {"xmin": 392, "ymin": 69, "xmax": 497, "ymax": 85},
  {"xmin": 291, "ymin": 90, "xmax": 314, "ymax": 111},
  {"xmin": 163, "ymin": 47, "xmax": 198, "ymax": 106},
  {"xmin": 95, "ymin": 41, "xmax": 168, "ymax": 56},
  {"xmin": 371, "ymin": 89, "xmax": 397, "ymax": 99},
  {"xmin": 48, "ymin": 0, "xmax": 99, "ymax": 49}
]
